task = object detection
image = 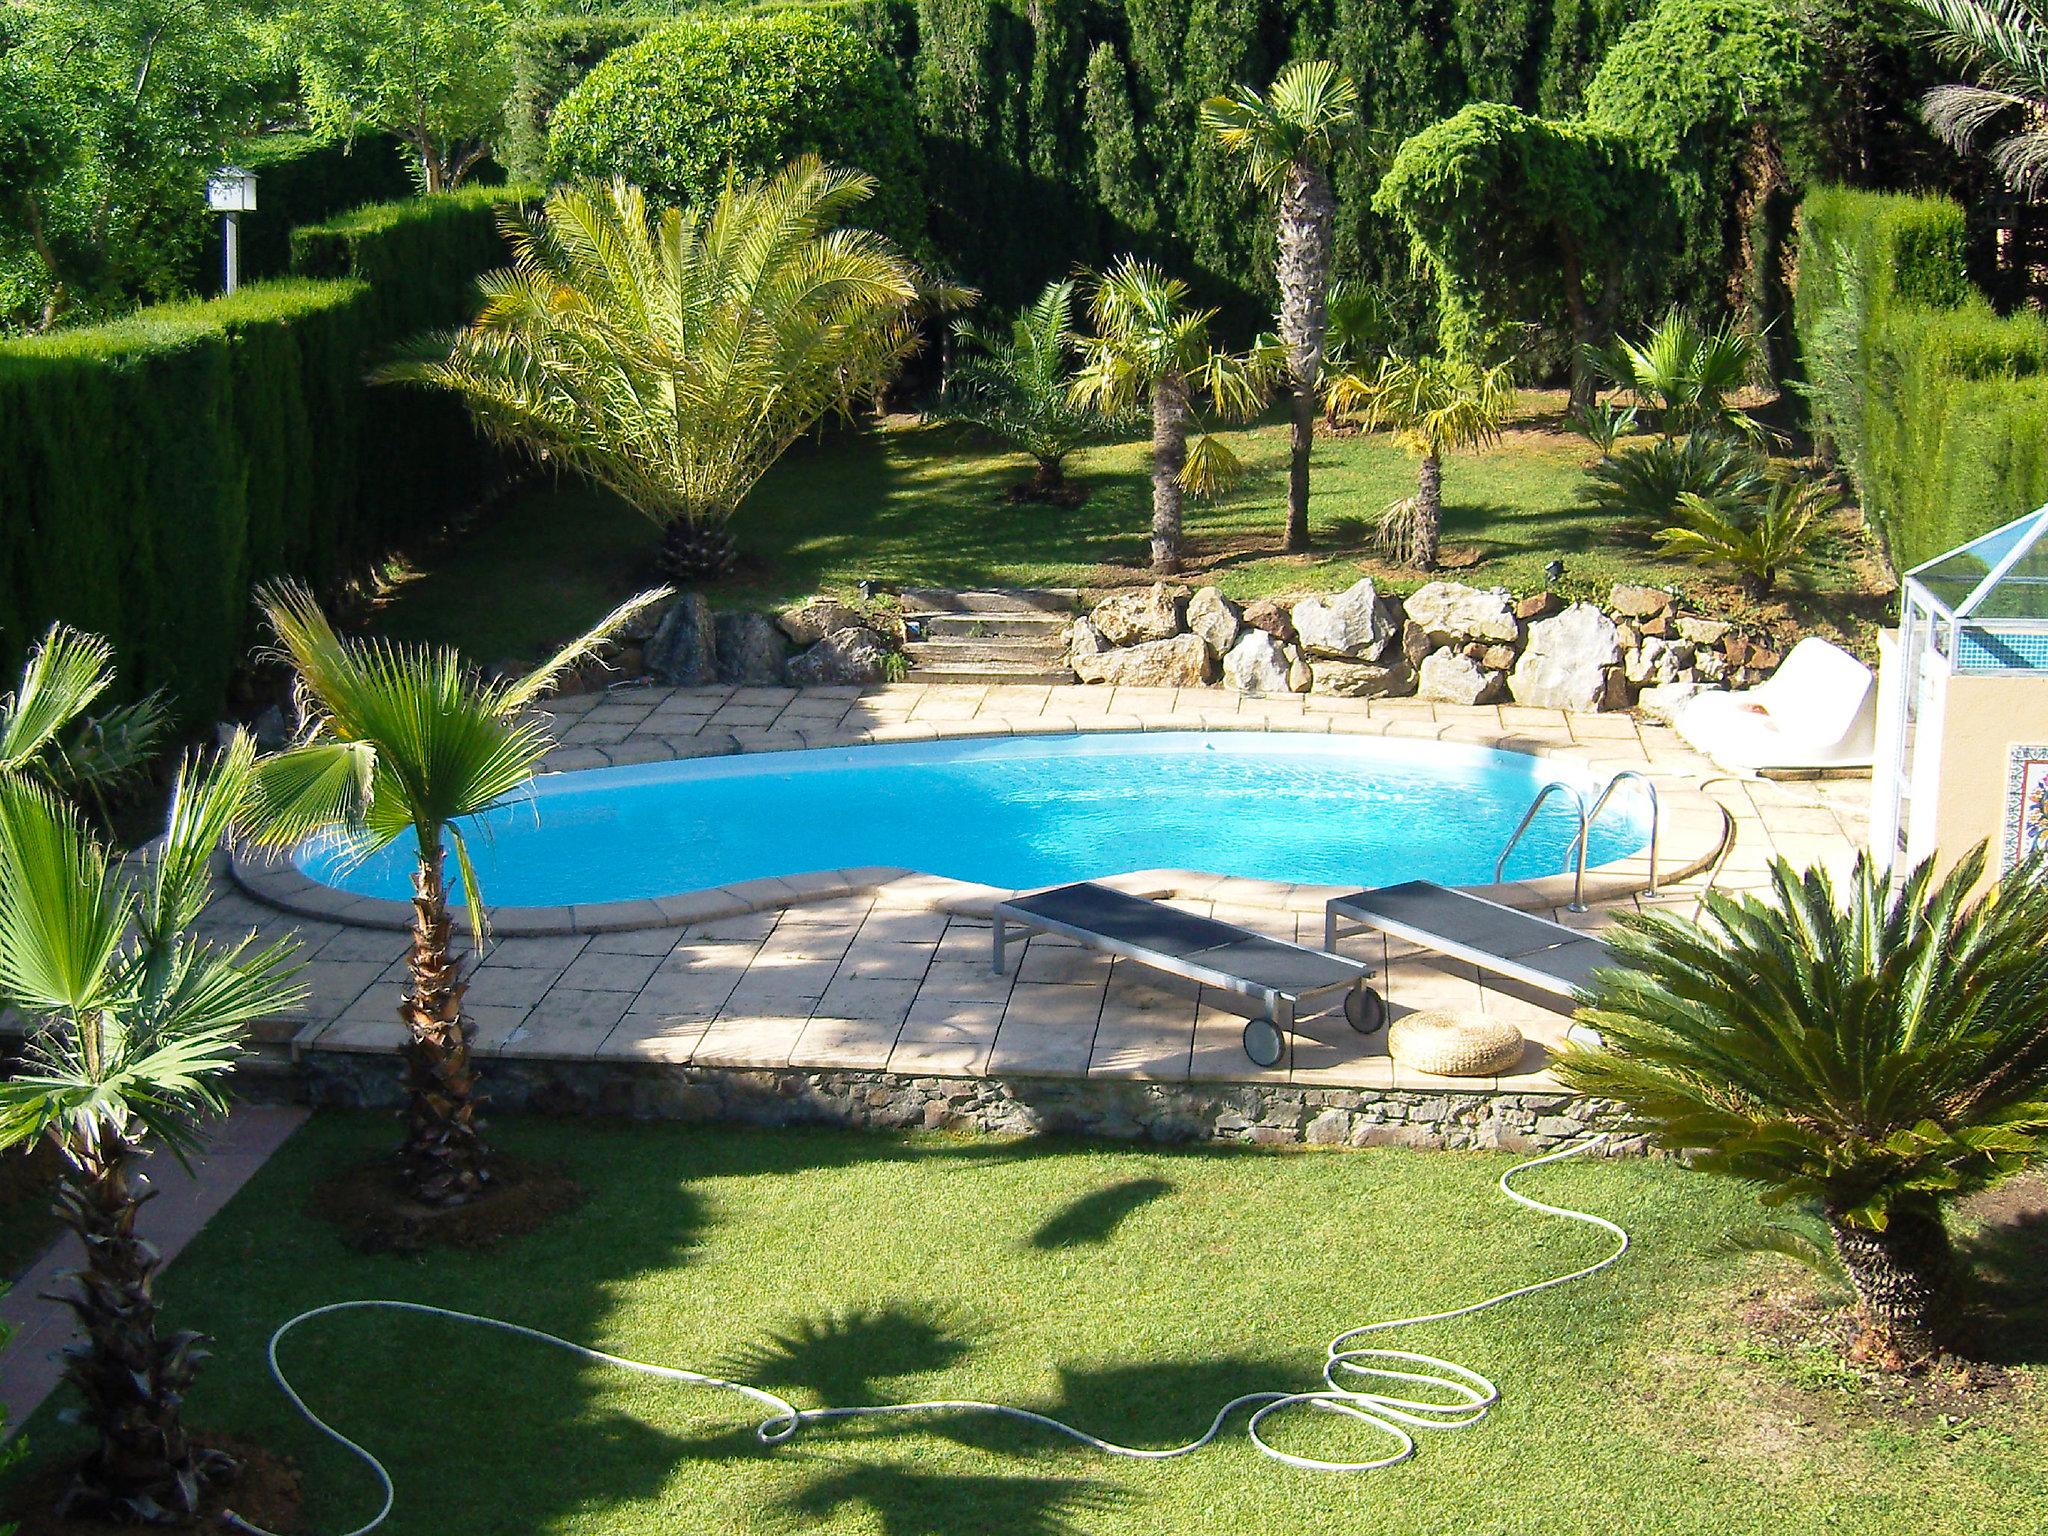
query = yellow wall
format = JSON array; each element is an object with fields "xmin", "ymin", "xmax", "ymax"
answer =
[{"xmin": 1923, "ymin": 670, "xmax": 2048, "ymax": 887}]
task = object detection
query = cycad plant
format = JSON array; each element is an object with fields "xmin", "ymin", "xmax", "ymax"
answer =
[
  {"xmin": 1903, "ymin": 0, "xmax": 2048, "ymax": 194},
  {"xmin": 242, "ymin": 583, "xmax": 663, "ymax": 1205},
  {"xmin": 1, "ymin": 623, "xmax": 167, "ymax": 823},
  {"xmin": 1591, "ymin": 309, "xmax": 1761, "ymax": 442},
  {"xmin": 1557, "ymin": 847, "xmax": 2048, "ymax": 1363},
  {"xmin": 0, "ymin": 734, "xmax": 301, "ymax": 1522},
  {"xmin": 1656, "ymin": 475, "xmax": 1836, "ymax": 596},
  {"xmin": 1202, "ymin": 60, "xmax": 1361, "ymax": 554},
  {"xmin": 1580, "ymin": 431, "xmax": 1773, "ymax": 531},
  {"xmin": 933, "ymin": 278, "xmax": 1112, "ymax": 503},
  {"xmin": 385, "ymin": 159, "xmax": 952, "ymax": 580},
  {"xmin": 1329, "ymin": 352, "xmax": 1517, "ymax": 570},
  {"xmin": 1070, "ymin": 258, "xmax": 1274, "ymax": 574}
]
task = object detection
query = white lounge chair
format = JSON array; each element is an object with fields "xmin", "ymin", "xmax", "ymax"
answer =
[{"xmin": 1672, "ymin": 636, "xmax": 1876, "ymax": 773}]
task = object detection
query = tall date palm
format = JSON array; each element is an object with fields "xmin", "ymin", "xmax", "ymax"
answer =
[
  {"xmin": 1202, "ymin": 60, "xmax": 1360, "ymax": 554},
  {"xmin": 1901, "ymin": 0, "xmax": 2048, "ymax": 194},
  {"xmin": 0, "ymin": 734, "xmax": 301, "ymax": 1523},
  {"xmin": 243, "ymin": 583, "xmax": 663, "ymax": 1205},
  {"xmin": 1557, "ymin": 847, "xmax": 2048, "ymax": 1364}
]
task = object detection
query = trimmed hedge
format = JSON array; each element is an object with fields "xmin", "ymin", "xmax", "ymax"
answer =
[
  {"xmin": 0, "ymin": 189, "xmax": 525, "ymax": 719},
  {"xmin": 1794, "ymin": 186, "xmax": 2048, "ymax": 570},
  {"xmin": 504, "ymin": 15, "xmax": 667, "ymax": 183},
  {"xmin": 224, "ymin": 133, "xmax": 418, "ymax": 290}
]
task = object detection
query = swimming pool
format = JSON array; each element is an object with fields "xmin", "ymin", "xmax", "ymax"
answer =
[{"xmin": 291, "ymin": 733, "xmax": 1652, "ymax": 909}]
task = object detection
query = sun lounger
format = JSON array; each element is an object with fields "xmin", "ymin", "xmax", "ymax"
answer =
[
  {"xmin": 1672, "ymin": 636, "xmax": 1876, "ymax": 773},
  {"xmin": 1323, "ymin": 881, "xmax": 1621, "ymax": 1011},
  {"xmin": 992, "ymin": 882, "xmax": 1381, "ymax": 1068}
]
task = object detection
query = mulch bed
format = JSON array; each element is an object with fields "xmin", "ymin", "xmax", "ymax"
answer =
[
  {"xmin": 311, "ymin": 1155, "xmax": 586, "ymax": 1254},
  {"xmin": 3, "ymin": 1435, "xmax": 301, "ymax": 1536}
]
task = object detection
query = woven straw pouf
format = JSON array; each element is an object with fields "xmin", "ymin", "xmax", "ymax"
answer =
[{"xmin": 1386, "ymin": 1008, "xmax": 1524, "ymax": 1077}]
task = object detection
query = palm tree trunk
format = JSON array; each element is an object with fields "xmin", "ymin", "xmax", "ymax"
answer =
[
  {"xmin": 1827, "ymin": 1201, "xmax": 1954, "ymax": 1364},
  {"xmin": 1150, "ymin": 374, "xmax": 1190, "ymax": 574},
  {"xmin": 1278, "ymin": 160, "xmax": 1335, "ymax": 555},
  {"xmin": 48, "ymin": 1129, "xmax": 231, "ymax": 1523},
  {"xmin": 401, "ymin": 836, "xmax": 489, "ymax": 1205},
  {"xmin": 1413, "ymin": 451, "xmax": 1444, "ymax": 570}
]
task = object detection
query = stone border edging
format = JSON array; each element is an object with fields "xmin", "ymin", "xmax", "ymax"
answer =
[{"xmin": 230, "ymin": 720, "xmax": 1728, "ymax": 935}]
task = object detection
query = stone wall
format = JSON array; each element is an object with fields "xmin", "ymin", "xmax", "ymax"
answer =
[
  {"xmin": 1069, "ymin": 579, "xmax": 1783, "ymax": 715},
  {"xmin": 300, "ymin": 1050, "xmax": 1642, "ymax": 1155},
  {"xmin": 549, "ymin": 593, "xmax": 907, "ymax": 696}
]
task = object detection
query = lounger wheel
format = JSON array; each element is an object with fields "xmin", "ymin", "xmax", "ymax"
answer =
[
  {"xmin": 1242, "ymin": 1017, "xmax": 1285, "ymax": 1069},
  {"xmin": 1344, "ymin": 983, "xmax": 1386, "ymax": 1035}
]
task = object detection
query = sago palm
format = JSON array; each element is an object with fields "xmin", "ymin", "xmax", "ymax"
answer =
[
  {"xmin": 1070, "ymin": 258, "xmax": 1273, "ymax": 574},
  {"xmin": 1902, "ymin": 0, "xmax": 2048, "ymax": 194},
  {"xmin": 1556, "ymin": 847, "xmax": 2048, "ymax": 1363},
  {"xmin": 384, "ymin": 159, "xmax": 954, "ymax": 580},
  {"xmin": 2, "ymin": 622, "xmax": 167, "ymax": 823},
  {"xmin": 1202, "ymin": 60, "xmax": 1360, "ymax": 555},
  {"xmin": 241, "ymin": 582, "xmax": 664, "ymax": 1205},
  {"xmin": 0, "ymin": 735, "xmax": 301, "ymax": 1523},
  {"xmin": 933, "ymin": 278, "xmax": 1113, "ymax": 501},
  {"xmin": 1329, "ymin": 353, "xmax": 1516, "ymax": 569},
  {"xmin": 1656, "ymin": 475, "xmax": 1836, "ymax": 596}
]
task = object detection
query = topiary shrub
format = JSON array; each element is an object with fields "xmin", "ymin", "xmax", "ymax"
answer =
[{"xmin": 544, "ymin": 10, "xmax": 926, "ymax": 252}]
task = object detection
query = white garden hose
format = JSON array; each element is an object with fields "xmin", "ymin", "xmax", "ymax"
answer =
[{"xmin": 225, "ymin": 1135, "xmax": 1628, "ymax": 1536}]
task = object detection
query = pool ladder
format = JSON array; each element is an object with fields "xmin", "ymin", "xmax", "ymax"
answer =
[{"xmin": 1494, "ymin": 771, "xmax": 1659, "ymax": 913}]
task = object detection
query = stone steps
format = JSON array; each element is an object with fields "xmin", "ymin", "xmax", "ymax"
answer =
[
  {"xmin": 900, "ymin": 587, "xmax": 1081, "ymax": 616},
  {"xmin": 899, "ymin": 588, "xmax": 1077, "ymax": 684},
  {"xmin": 913, "ymin": 611, "xmax": 1072, "ymax": 640}
]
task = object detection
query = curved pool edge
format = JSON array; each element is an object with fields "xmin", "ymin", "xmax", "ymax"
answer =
[{"xmin": 229, "ymin": 723, "xmax": 1729, "ymax": 936}]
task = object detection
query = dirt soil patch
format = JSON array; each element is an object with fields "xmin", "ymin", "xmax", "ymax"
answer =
[
  {"xmin": 312, "ymin": 1154, "xmax": 586, "ymax": 1254},
  {"xmin": 3, "ymin": 1434, "xmax": 301, "ymax": 1536}
]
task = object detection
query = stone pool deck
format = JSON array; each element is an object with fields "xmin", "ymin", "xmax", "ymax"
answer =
[{"xmin": 152, "ymin": 684, "xmax": 1878, "ymax": 1148}]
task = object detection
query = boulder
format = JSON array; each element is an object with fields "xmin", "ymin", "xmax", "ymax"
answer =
[
  {"xmin": 1221, "ymin": 631, "xmax": 1291, "ymax": 695},
  {"xmin": 1092, "ymin": 583, "xmax": 1188, "ymax": 647},
  {"xmin": 1186, "ymin": 586, "xmax": 1243, "ymax": 657},
  {"xmin": 1291, "ymin": 578, "xmax": 1397, "ymax": 661},
  {"xmin": 1400, "ymin": 620, "xmax": 1433, "ymax": 668},
  {"xmin": 1636, "ymin": 680, "xmax": 1712, "ymax": 725},
  {"xmin": 1514, "ymin": 590, "xmax": 1563, "ymax": 622},
  {"xmin": 785, "ymin": 627, "xmax": 892, "ymax": 687},
  {"xmin": 1624, "ymin": 637, "xmax": 1696, "ymax": 687},
  {"xmin": 1607, "ymin": 583, "xmax": 1675, "ymax": 621},
  {"xmin": 1073, "ymin": 632, "xmax": 1214, "ymax": 688},
  {"xmin": 777, "ymin": 597, "xmax": 866, "ymax": 646},
  {"xmin": 1675, "ymin": 614, "xmax": 1733, "ymax": 648},
  {"xmin": 714, "ymin": 611, "xmax": 791, "ymax": 686},
  {"xmin": 618, "ymin": 596, "xmax": 670, "ymax": 644},
  {"xmin": 1069, "ymin": 614, "xmax": 1110, "ymax": 667},
  {"xmin": 1240, "ymin": 598, "xmax": 1297, "ymax": 645},
  {"xmin": 1404, "ymin": 581, "xmax": 1520, "ymax": 646},
  {"xmin": 1286, "ymin": 645, "xmax": 1313, "ymax": 693},
  {"xmin": 1417, "ymin": 648, "xmax": 1506, "ymax": 705},
  {"xmin": 1478, "ymin": 644, "xmax": 1516, "ymax": 672},
  {"xmin": 1509, "ymin": 602, "xmax": 1626, "ymax": 711},
  {"xmin": 1309, "ymin": 656, "xmax": 1416, "ymax": 698},
  {"xmin": 646, "ymin": 593, "xmax": 719, "ymax": 686}
]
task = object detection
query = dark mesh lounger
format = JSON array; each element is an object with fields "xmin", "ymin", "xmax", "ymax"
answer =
[
  {"xmin": 992, "ymin": 882, "xmax": 1382, "ymax": 1068},
  {"xmin": 1322, "ymin": 881, "xmax": 1622, "ymax": 1007}
]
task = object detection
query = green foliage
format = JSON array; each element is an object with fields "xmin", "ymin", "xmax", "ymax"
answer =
[
  {"xmin": 1581, "ymin": 432, "xmax": 1770, "ymax": 528},
  {"xmin": 1592, "ymin": 308, "xmax": 1763, "ymax": 440},
  {"xmin": 1656, "ymin": 474, "xmax": 1836, "ymax": 594},
  {"xmin": 0, "ymin": 625, "xmax": 167, "ymax": 824},
  {"xmin": 503, "ymin": 14, "xmax": 664, "ymax": 183},
  {"xmin": 1904, "ymin": 0, "xmax": 2048, "ymax": 195},
  {"xmin": 545, "ymin": 10, "xmax": 927, "ymax": 253},
  {"xmin": 227, "ymin": 132, "xmax": 418, "ymax": 289}
]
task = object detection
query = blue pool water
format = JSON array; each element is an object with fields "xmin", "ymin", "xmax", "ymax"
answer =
[{"xmin": 295, "ymin": 732, "xmax": 1651, "ymax": 908}]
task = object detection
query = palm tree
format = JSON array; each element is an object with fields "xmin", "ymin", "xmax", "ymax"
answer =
[
  {"xmin": 1202, "ymin": 60, "xmax": 1361, "ymax": 555},
  {"xmin": 1329, "ymin": 352, "xmax": 1517, "ymax": 569},
  {"xmin": 1657, "ymin": 475, "xmax": 1837, "ymax": 596},
  {"xmin": 1902, "ymin": 0, "xmax": 2048, "ymax": 194},
  {"xmin": 1069, "ymin": 258, "xmax": 1273, "ymax": 574},
  {"xmin": 1591, "ymin": 309, "xmax": 1761, "ymax": 443},
  {"xmin": 241, "ymin": 582, "xmax": 664, "ymax": 1205},
  {"xmin": 2, "ymin": 623, "xmax": 167, "ymax": 823},
  {"xmin": 0, "ymin": 734, "xmax": 301, "ymax": 1522},
  {"xmin": 932, "ymin": 278, "xmax": 1114, "ymax": 502},
  {"xmin": 1556, "ymin": 847, "xmax": 2048, "ymax": 1364},
  {"xmin": 383, "ymin": 159, "xmax": 960, "ymax": 580}
]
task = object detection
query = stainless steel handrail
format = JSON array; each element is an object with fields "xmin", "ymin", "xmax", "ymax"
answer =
[
  {"xmin": 1587, "ymin": 769, "xmax": 1660, "ymax": 896},
  {"xmin": 1495, "ymin": 781, "xmax": 1592, "ymax": 912}
]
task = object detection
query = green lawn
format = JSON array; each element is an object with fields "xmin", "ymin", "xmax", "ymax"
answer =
[
  {"xmin": 16, "ymin": 1115, "xmax": 2040, "ymax": 1535},
  {"xmin": 369, "ymin": 407, "xmax": 1884, "ymax": 661}
]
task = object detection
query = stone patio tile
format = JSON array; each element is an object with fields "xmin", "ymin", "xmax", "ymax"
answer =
[
  {"xmin": 816, "ymin": 974, "xmax": 922, "ymax": 1025},
  {"xmin": 722, "ymin": 967, "xmax": 833, "ymax": 1014},
  {"xmin": 465, "ymin": 964, "xmax": 570, "ymax": 1009},
  {"xmin": 292, "ymin": 959, "xmax": 392, "ymax": 1014},
  {"xmin": 1089, "ymin": 1023, "xmax": 1194, "ymax": 1079},
  {"xmin": 899, "ymin": 998, "xmax": 1003, "ymax": 1042},
  {"xmin": 602, "ymin": 1016, "xmax": 712, "ymax": 1063},
  {"xmin": 587, "ymin": 929, "xmax": 684, "ymax": 957},
  {"xmin": 1003, "ymin": 980, "xmax": 1105, "ymax": 1031},
  {"xmin": 1189, "ymin": 1009, "xmax": 1286, "ymax": 1081},
  {"xmin": 630, "ymin": 968, "xmax": 741, "ymax": 1016},
  {"xmin": 1290, "ymin": 1046, "xmax": 1394, "ymax": 1090},
  {"xmin": 775, "ymin": 896, "xmax": 873, "ymax": 927},
  {"xmin": 302, "ymin": 925, "xmax": 408, "ymax": 964},
  {"xmin": 1015, "ymin": 942, "xmax": 1111, "ymax": 986},
  {"xmin": 468, "ymin": 1004, "xmax": 535, "ymax": 1053},
  {"xmin": 915, "ymin": 961, "xmax": 1016, "ymax": 1005},
  {"xmin": 987, "ymin": 1021, "xmax": 1094, "ymax": 1075},
  {"xmin": 706, "ymin": 704, "xmax": 784, "ymax": 727},
  {"xmin": 684, "ymin": 911, "xmax": 779, "ymax": 943},
  {"xmin": 316, "ymin": 1017, "xmax": 410, "ymax": 1053},
  {"xmin": 909, "ymin": 698, "xmax": 983, "ymax": 722},
  {"xmin": 556, "ymin": 948, "xmax": 666, "ymax": 993},
  {"xmin": 834, "ymin": 944, "xmax": 936, "ymax": 981},
  {"xmin": 855, "ymin": 908, "xmax": 952, "ymax": 944},
  {"xmin": 1565, "ymin": 712, "xmax": 1640, "ymax": 741},
  {"xmin": 502, "ymin": 988, "xmax": 633, "ymax": 1057},
  {"xmin": 692, "ymin": 1013, "xmax": 807, "ymax": 1067},
  {"xmin": 889, "ymin": 1035, "xmax": 990, "ymax": 1075},
  {"xmin": 484, "ymin": 935, "xmax": 590, "ymax": 969},
  {"xmin": 791, "ymin": 1016, "xmax": 901, "ymax": 1070}
]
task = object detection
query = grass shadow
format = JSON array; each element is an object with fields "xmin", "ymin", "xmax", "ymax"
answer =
[
  {"xmin": 775, "ymin": 1463, "xmax": 1121, "ymax": 1536},
  {"xmin": 718, "ymin": 1303, "xmax": 976, "ymax": 1405},
  {"xmin": 1959, "ymin": 1178, "xmax": 2048, "ymax": 1366},
  {"xmin": 1029, "ymin": 1178, "xmax": 1173, "ymax": 1250}
]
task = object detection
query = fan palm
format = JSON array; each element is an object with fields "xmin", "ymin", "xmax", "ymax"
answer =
[
  {"xmin": 1070, "ymin": 258, "xmax": 1274, "ymax": 574},
  {"xmin": 1591, "ymin": 310, "xmax": 1761, "ymax": 442},
  {"xmin": 383, "ymin": 159, "xmax": 956, "ymax": 580},
  {"xmin": 1202, "ymin": 60, "xmax": 1361, "ymax": 554},
  {"xmin": 933, "ymin": 278, "xmax": 1114, "ymax": 501},
  {"xmin": 241, "ymin": 582, "xmax": 664, "ymax": 1205},
  {"xmin": 2, "ymin": 623, "xmax": 167, "ymax": 823},
  {"xmin": 1556, "ymin": 847, "xmax": 2048, "ymax": 1363},
  {"xmin": 0, "ymin": 735, "xmax": 302, "ymax": 1522},
  {"xmin": 1328, "ymin": 353, "xmax": 1517, "ymax": 570},
  {"xmin": 1902, "ymin": 0, "xmax": 2048, "ymax": 194}
]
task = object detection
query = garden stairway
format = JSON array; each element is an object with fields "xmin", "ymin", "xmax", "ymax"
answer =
[{"xmin": 899, "ymin": 587, "xmax": 1079, "ymax": 684}]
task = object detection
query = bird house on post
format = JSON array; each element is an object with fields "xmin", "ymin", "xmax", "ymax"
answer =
[{"xmin": 207, "ymin": 166, "xmax": 258, "ymax": 294}]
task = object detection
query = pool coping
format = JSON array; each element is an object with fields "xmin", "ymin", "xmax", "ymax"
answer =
[{"xmin": 229, "ymin": 720, "xmax": 1729, "ymax": 936}]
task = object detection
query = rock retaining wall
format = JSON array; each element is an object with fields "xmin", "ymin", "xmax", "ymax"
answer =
[
  {"xmin": 300, "ymin": 1050, "xmax": 1641, "ymax": 1154},
  {"xmin": 1069, "ymin": 578, "xmax": 1782, "ymax": 714}
]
